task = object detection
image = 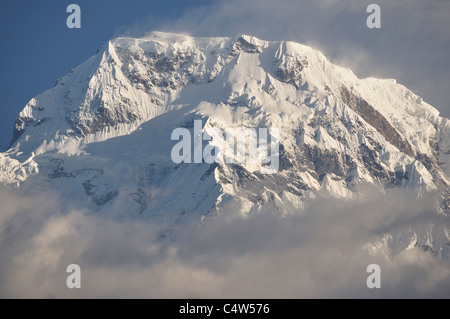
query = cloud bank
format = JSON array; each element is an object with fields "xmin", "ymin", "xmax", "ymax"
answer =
[{"xmin": 1, "ymin": 184, "xmax": 449, "ymax": 298}]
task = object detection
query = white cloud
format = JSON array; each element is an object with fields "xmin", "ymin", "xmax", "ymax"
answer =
[{"xmin": 0, "ymin": 185, "xmax": 449, "ymax": 298}]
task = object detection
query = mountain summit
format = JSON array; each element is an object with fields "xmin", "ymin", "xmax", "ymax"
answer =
[{"xmin": 1, "ymin": 32, "xmax": 449, "ymax": 258}]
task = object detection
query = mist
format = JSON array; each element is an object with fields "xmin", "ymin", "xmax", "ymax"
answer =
[{"xmin": 1, "ymin": 184, "xmax": 449, "ymax": 298}]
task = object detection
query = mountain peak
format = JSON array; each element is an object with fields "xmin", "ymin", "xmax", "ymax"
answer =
[{"xmin": 1, "ymin": 33, "xmax": 449, "ymax": 227}]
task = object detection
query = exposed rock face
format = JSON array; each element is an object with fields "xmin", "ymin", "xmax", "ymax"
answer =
[
  {"xmin": 338, "ymin": 86, "xmax": 450, "ymax": 210},
  {"xmin": 339, "ymin": 86, "xmax": 415, "ymax": 157}
]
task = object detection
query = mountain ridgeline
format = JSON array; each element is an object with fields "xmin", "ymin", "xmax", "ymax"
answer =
[{"xmin": 1, "ymin": 32, "xmax": 449, "ymax": 259}]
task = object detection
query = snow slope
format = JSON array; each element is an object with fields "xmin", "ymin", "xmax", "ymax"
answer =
[{"xmin": 1, "ymin": 32, "xmax": 449, "ymax": 259}]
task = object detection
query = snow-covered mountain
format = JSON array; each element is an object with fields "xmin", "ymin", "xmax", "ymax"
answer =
[{"xmin": 1, "ymin": 32, "xmax": 449, "ymax": 259}]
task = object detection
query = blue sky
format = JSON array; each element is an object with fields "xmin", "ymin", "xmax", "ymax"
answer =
[
  {"xmin": 1, "ymin": 0, "xmax": 449, "ymax": 151},
  {"xmin": 0, "ymin": 0, "xmax": 209, "ymax": 151}
]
